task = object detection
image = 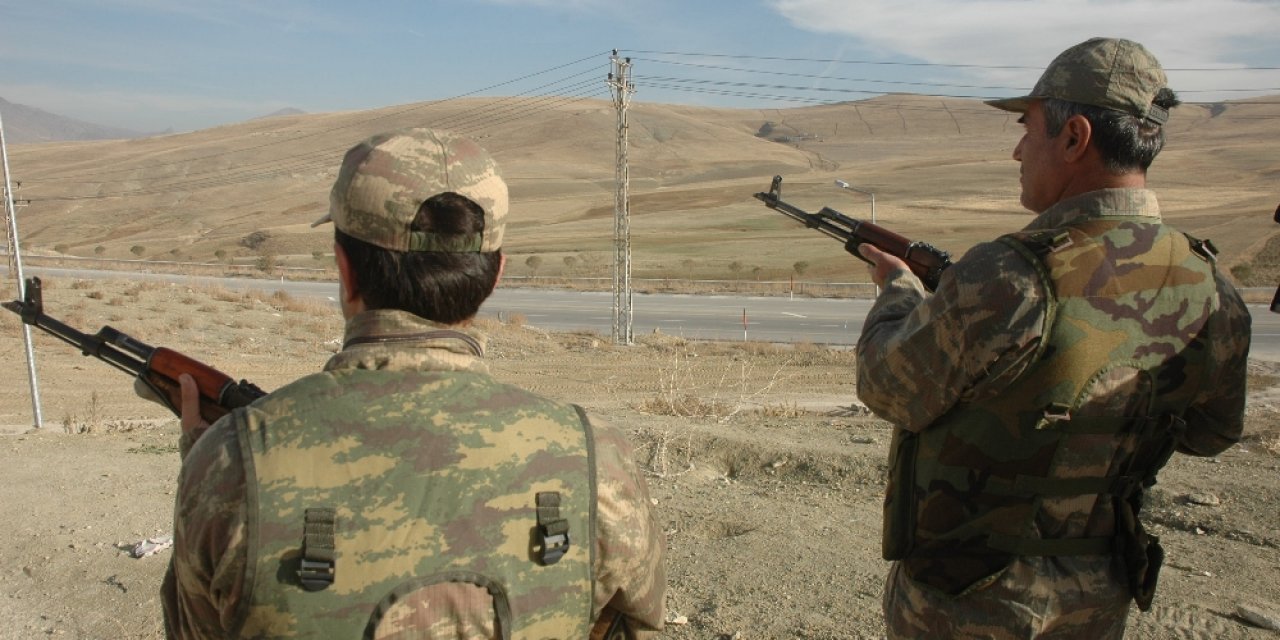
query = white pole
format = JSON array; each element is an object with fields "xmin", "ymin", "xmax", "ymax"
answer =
[{"xmin": 0, "ymin": 110, "xmax": 43, "ymax": 428}]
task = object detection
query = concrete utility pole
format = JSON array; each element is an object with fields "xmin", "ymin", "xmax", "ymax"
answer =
[
  {"xmin": 0, "ymin": 110, "xmax": 44, "ymax": 428},
  {"xmin": 608, "ymin": 51, "xmax": 635, "ymax": 345}
]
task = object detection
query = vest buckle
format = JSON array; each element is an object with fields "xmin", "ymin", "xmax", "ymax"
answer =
[
  {"xmin": 536, "ymin": 492, "xmax": 572, "ymax": 566},
  {"xmin": 1034, "ymin": 403, "xmax": 1072, "ymax": 430}
]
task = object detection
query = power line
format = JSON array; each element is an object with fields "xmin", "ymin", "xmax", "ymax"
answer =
[
  {"xmin": 24, "ymin": 58, "xmax": 614, "ymax": 200},
  {"xmin": 634, "ymin": 57, "xmax": 1280, "ymax": 95},
  {"xmin": 623, "ymin": 49, "xmax": 1280, "ymax": 72},
  {"xmin": 28, "ymin": 50, "xmax": 613, "ymax": 184}
]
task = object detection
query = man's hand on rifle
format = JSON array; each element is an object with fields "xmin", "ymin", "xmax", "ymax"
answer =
[
  {"xmin": 858, "ymin": 244, "xmax": 911, "ymax": 290},
  {"xmin": 177, "ymin": 373, "xmax": 213, "ymax": 443}
]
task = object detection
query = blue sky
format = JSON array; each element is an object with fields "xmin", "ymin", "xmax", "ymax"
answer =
[{"xmin": 1, "ymin": 0, "xmax": 1278, "ymax": 133}]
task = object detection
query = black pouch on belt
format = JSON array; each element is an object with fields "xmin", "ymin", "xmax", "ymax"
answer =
[{"xmin": 1112, "ymin": 495, "xmax": 1164, "ymax": 611}]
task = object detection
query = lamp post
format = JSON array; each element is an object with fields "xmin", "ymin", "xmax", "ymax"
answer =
[{"xmin": 834, "ymin": 179, "xmax": 878, "ymax": 296}]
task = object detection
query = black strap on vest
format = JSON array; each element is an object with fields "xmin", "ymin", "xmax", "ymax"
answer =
[
  {"xmin": 1185, "ymin": 234, "xmax": 1219, "ymax": 264},
  {"xmin": 298, "ymin": 507, "xmax": 337, "ymax": 591},
  {"xmin": 981, "ymin": 413, "xmax": 1185, "ymax": 564},
  {"xmin": 535, "ymin": 492, "xmax": 571, "ymax": 565}
]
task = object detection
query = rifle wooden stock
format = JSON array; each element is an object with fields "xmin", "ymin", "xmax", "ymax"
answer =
[
  {"xmin": 5, "ymin": 277, "xmax": 266, "ymax": 420},
  {"xmin": 755, "ymin": 175, "xmax": 952, "ymax": 292},
  {"xmin": 589, "ymin": 608, "xmax": 628, "ymax": 640}
]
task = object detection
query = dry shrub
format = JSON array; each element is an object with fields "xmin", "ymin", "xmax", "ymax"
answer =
[
  {"xmin": 61, "ymin": 391, "xmax": 103, "ymax": 434},
  {"xmin": 753, "ymin": 402, "xmax": 813, "ymax": 418},
  {"xmin": 202, "ymin": 284, "xmax": 243, "ymax": 303},
  {"xmin": 737, "ymin": 340, "xmax": 787, "ymax": 356},
  {"xmin": 1259, "ymin": 433, "xmax": 1280, "ymax": 457},
  {"xmin": 636, "ymin": 342, "xmax": 793, "ymax": 420},
  {"xmin": 69, "ymin": 280, "xmax": 94, "ymax": 290},
  {"xmin": 124, "ymin": 281, "xmax": 163, "ymax": 297},
  {"xmin": 637, "ymin": 427, "xmax": 695, "ymax": 478},
  {"xmin": 86, "ymin": 290, "xmax": 104, "ymax": 300},
  {"xmin": 504, "ymin": 312, "xmax": 527, "ymax": 329},
  {"xmin": 636, "ymin": 393, "xmax": 732, "ymax": 418},
  {"xmin": 271, "ymin": 290, "xmax": 330, "ymax": 314}
]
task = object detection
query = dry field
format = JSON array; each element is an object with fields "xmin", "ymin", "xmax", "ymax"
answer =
[
  {"xmin": 0, "ymin": 277, "xmax": 1277, "ymax": 639},
  {"xmin": 6, "ymin": 94, "xmax": 1278, "ymax": 288}
]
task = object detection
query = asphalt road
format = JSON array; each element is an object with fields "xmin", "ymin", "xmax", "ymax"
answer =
[{"xmin": 5, "ymin": 266, "xmax": 1277, "ymax": 361}]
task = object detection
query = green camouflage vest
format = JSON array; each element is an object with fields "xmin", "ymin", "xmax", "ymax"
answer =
[
  {"xmin": 232, "ymin": 368, "xmax": 595, "ymax": 639},
  {"xmin": 883, "ymin": 217, "xmax": 1221, "ymax": 598}
]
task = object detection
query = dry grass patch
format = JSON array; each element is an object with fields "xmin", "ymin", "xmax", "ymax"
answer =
[{"xmin": 1258, "ymin": 433, "xmax": 1280, "ymax": 457}]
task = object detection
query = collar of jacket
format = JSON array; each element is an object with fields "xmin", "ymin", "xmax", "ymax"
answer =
[
  {"xmin": 1025, "ymin": 188, "xmax": 1161, "ymax": 232},
  {"xmin": 324, "ymin": 309, "xmax": 489, "ymax": 374}
]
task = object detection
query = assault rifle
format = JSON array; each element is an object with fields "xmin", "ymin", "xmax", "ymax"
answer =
[
  {"xmin": 3, "ymin": 277, "xmax": 266, "ymax": 422},
  {"xmin": 754, "ymin": 175, "xmax": 953, "ymax": 292}
]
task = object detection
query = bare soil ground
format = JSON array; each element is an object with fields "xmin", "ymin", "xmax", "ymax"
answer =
[{"xmin": 1, "ymin": 278, "xmax": 1278, "ymax": 639}]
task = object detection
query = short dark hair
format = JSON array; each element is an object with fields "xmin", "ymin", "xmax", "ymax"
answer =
[
  {"xmin": 1041, "ymin": 88, "xmax": 1180, "ymax": 173},
  {"xmin": 336, "ymin": 192, "xmax": 502, "ymax": 324}
]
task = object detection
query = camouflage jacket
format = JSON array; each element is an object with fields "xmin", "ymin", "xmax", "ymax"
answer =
[
  {"xmin": 162, "ymin": 309, "xmax": 667, "ymax": 639},
  {"xmin": 858, "ymin": 189, "xmax": 1251, "ymax": 591}
]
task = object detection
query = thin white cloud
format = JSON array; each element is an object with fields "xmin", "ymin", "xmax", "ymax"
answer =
[{"xmin": 767, "ymin": 0, "xmax": 1280, "ymax": 99}]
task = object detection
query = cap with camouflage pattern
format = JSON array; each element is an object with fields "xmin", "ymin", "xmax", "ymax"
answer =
[
  {"xmin": 986, "ymin": 37, "xmax": 1171, "ymax": 125},
  {"xmin": 313, "ymin": 128, "xmax": 507, "ymax": 252}
]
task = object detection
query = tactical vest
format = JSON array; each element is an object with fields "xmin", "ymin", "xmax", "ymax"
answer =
[
  {"xmin": 882, "ymin": 217, "xmax": 1222, "ymax": 605},
  {"xmin": 232, "ymin": 369, "xmax": 596, "ymax": 639}
]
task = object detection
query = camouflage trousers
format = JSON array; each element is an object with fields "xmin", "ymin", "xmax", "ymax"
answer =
[{"xmin": 883, "ymin": 555, "xmax": 1132, "ymax": 639}]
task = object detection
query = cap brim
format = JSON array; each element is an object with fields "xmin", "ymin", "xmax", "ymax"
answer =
[
  {"xmin": 311, "ymin": 212, "xmax": 333, "ymax": 228},
  {"xmin": 985, "ymin": 96, "xmax": 1033, "ymax": 113}
]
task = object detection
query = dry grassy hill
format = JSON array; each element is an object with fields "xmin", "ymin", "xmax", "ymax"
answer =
[{"xmin": 5, "ymin": 94, "xmax": 1278, "ymax": 287}]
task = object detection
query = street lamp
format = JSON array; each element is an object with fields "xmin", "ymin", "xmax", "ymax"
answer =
[{"xmin": 835, "ymin": 179, "xmax": 878, "ymax": 297}]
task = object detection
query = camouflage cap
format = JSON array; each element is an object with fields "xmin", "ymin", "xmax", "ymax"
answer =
[
  {"xmin": 313, "ymin": 128, "xmax": 506, "ymax": 252},
  {"xmin": 986, "ymin": 38, "xmax": 1170, "ymax": 124}
]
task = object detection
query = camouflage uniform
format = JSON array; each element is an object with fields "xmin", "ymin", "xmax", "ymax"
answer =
[
  {"xmin": 858, "ymin": 188, "xmax": 1251, "ymax": 638},
  {"xmin": 162, "ymin": 310, "xmax": 667, "ymax": 638}
]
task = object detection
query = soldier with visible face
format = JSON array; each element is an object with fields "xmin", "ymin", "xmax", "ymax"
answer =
[
  {"xmin": 857, "ymin": 38, "xmax": 1251, "ymax": 638},
  {"xmin": 160, "ymin": 129, "xmax": 667, "ymax": 639}
]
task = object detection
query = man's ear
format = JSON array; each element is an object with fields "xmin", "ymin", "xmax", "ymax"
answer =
[
  {"xmin": 1061, "ymin": 114, "xmax": 1093, "ymax": 163},
  {"xmin": 334, "ymin": 242, "xmax": 360, "ymax": 307}
]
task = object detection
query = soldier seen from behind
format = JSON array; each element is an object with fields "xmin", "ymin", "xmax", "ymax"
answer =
[
  {"xmin": 855, "ymin": 38, "xmax": 1252, "ymax": 638},
  {"xmin": 159, "ymin": 128, "xmax": 667, "ymax": 639}
]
